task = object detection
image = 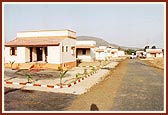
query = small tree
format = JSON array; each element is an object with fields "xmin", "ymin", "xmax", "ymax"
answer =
[
  {"xmin": 26, "ymin": 74, "xmax": 33, "ymax": 83},
  {"xmin": 151, "ymin": 45, "xmax": 156, "ymax": 49},
  {"xmin": 91, "ymin": 67, "xmax": 95, "ymax": 71},
  {"xmin": 83, "ymin": 68, "xmax": 88, "ymax": 75},
  {"xmin": 59, "ymin": 69, "xmax": 68, "ymax": 86},
  {"xmin": 98, "ymin": 60, "xmax": 102, "ymax": 66},
  {"xmin": 144, "ymin": 46, "xmax": 149, "ymax": 51},
  {"xmin": 118, "ymin": 47, "xmax": 121, "ymax": 51},
  {"xmin": 9, "ymin": 61, "xmax": 15, "ymax": 69},
  {"xmin": 75, "ymin": 73, "xmax": 81, "ymax": 80}
]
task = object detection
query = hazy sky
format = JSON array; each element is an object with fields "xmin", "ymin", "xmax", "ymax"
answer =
[{"xmin": 3, "ymin": 3, "xmax": 165, "ymax": 48}]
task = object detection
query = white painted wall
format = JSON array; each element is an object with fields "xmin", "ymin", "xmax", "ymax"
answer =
[
  {"xmin": 146, "ymin": 53, "xmax": 163, "ymax": 58},
  {"xmin": 118, "ymin": 51, "xmax": 125, "ymax": 56},
  {"xmin": 90, "ymin": 48, "xmax": 96, "ymax": 61},
  {"xmin": 156, "ymin": 53, "xmax": 163, "ymax": 57},
  {"xmin": 61, "ymin": 38, "xmax": 76, "ymax": 63},
  {"xmin": 47, "ymin": 46, "xmax": 61, "ymax": 64},
  {"xmin": 95, "ymin": 52, "xmax": 107, "ymax": 60},
  {"xmin": 77, "ymin": 55, "xmax": 92, "ymax": 62},
  {"xmin": 5, "ymin": 47, "xmax": 26, "ymax": 63},
  {"xmin": 25, "ymin": 47, "xmax": 30, "ymax": 62},
  {"xmin": 77, "ymin": 48, "xmax": 95, "ymax": 62},
  {"xmin": 17, "ymin": 30, "xmax": 76, "ymax": 38}
]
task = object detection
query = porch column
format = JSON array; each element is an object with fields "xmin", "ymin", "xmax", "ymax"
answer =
[
  {"xmin": 32, "ymin": 47, "xmax": 37, "ymax": 62},
  {"xmin": 42, "ymin": 47, "xmax": 45, "ymax": 62}
]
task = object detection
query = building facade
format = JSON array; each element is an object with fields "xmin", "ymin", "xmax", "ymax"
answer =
[
  {"xmin": 5, "ymin": 29, "xmax": 76, "ymax": 69},
  {"xmin": 76, "ymin": 41, "xmax": 96, "ymax": 62},
  {"xmin": 146, "ymin": 49, "xmax": 163, "ymax": 58}
]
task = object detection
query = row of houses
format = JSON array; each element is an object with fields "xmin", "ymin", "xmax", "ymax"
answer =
[
  {"xmin": 4, "ymin": 29, "xmax": 125, "ymax": 69},
  {"xmin": 136, "ymin": 49, "xmax": 163, "ymax": 58},
  {"xmin": 76, "ymin": 41, "xmax": 125, "ymax": 62}
]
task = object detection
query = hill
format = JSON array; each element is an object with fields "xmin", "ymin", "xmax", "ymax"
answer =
[
  {"xmin": 77, "ymin": 36, "xmax": 119, "ymax": 48},
  {"xmin": 77, "ymin": 36, "xmax": 141, "ymax": 50}
]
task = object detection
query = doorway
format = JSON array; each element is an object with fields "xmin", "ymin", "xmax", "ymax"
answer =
[
  {"xmin": 36, "ymin": 47, "xmax": 43, "ymax": 61},
  {"xmin": 30, "ymin": 47, "xmax": 33, "ymax": 62}
]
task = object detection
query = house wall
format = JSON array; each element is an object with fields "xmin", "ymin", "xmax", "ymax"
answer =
[
  {"xmin": 111, "ymin": 49, "xmax": 118, "ymax": 57},
  {"xmin": 5, "ymin": 47, "xmax": 26, "ymax": 63},
  {"xmin": 146, "ymin": 53, "xmax": 163, "ymax": 58},
  {"xmin": 90, "ymin": 48, "xmax": 96, "ymax": 61},
  {"xmin": 118, "ymin": 51, "xmax": 125, "ymax": 56},
  {"xmin": 32, "ymin": 47, "xmax": 37, "ymax": 62},
  {"xmin": 106, "ymin": 48, "xmax": 112, "ymax": 59},
  {"xmin": 61, "ymin": 38, "xmax": 76, "ymax": 63},
  {"xmin": 25, "ymin": 47, "xmax": 30, "ymax": 62},
  {"xmin": 17, "ymin": 30, "xmax": 76, "ymax": 38},
  {"xmin": 77, "ymin": 49, "xmax": 93, "ymax": 62},
  {"xmin": 111, "ymin": 52, "xmax": 118, "ymax": 57},
  {"xmin": 95, "ymin": 52, "xmax": 107, "ymax": 60},
  {"xmin": 47, "ymin": 46, "xmax": 61, "ymax": 64},
  {"xmin": 47, "ymin": 38, "xmax": 76, "ymax": 65},
  {"xmin": 156, "ymin": 53, "xmax": 163, "ymax": 57}
]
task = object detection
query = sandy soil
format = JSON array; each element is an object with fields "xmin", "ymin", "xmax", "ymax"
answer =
[
  {"xmin": 142, "ymin": 58, "xmax": 164, "ymax": 70},
  {"xmin": 67, "ymin": 59, "xmax": 128, "ymax": 111}
]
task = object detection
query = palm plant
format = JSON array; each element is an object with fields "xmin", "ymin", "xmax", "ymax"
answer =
[
  {"xmin": 83, "ymin": 68, "xmax": 88, "ymax": 75},
  {"xmin": 76, "ymin": 73, "xmax": 81, "ymax": 80},
  {"xmin": 59, "ymin": 69, "xmax": 68, "ymax": 86},
  {"xmin": 26, "ymin": 74, "xmax": 33, "ymax": 83},
  {"xmin": 9, "ymin": 61, "xmax": 15, "ymax": 69}
]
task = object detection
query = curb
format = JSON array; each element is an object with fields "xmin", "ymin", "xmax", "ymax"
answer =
[
  {"xmin": 4, "ymin": 69, "xmax": 100, "ymax": 89},
  {"xmin": 81, "ymin": 66, "xmax": 99, "ymax": 68}
]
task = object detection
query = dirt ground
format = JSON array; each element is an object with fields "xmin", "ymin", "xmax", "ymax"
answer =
[
  {"xmin": 67, "ymin": 58, "xmax": 164, "ymax": 111},
  {"xmin": 67, "ymin": 59, "xmax": 128, "ymax": 111},
  {"xmin": 4, "ymin": 57, "xmax": 164, "ymax": 111},
  {"xmin": 142, "ymin": 58, "xmax": 164, "ymax": 70}
]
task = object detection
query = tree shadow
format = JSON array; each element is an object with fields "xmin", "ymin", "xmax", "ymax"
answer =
[
  {"xmin": 4, "ymin": 88, "xmax": 20, "ymax": 95},
  {"xmin": 90, "ymin": 103, "xmax": 99, "ymax": 111}
]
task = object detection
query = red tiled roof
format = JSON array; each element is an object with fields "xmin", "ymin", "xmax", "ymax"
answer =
[
  {"xmin": 5, "ymin": 37, "xmax": 65, "ymax": 46},
  {"xmin": 95, "ymin": 49, "xmax": 104, "ymax": 52}
]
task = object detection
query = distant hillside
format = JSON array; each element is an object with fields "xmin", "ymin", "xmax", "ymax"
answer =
[
  {"xmin": 77, "ymin": 36, "xmax": 140, "ymax": 50},
  {"xmin": 77, "ymin": 36, "xmax": 119, "ymax": 48}
]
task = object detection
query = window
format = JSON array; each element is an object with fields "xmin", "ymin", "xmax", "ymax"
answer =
[
  {"xmin": 62, "ymin": 46, "xmax": 64, "ymax": 52},
  {"xmin": 82, "ymin": 49, "xmax": 86, "ymax": 55},
  {"xmin": 71, "ymin": 46, "xmax": 75, "ymax": 55},
  {"xmin": 10, "ymin": 47, "xmax": 17, "ymax": 56},
  {"xmin": 66, "ymin": 46, "xmax": 68, "ymax": 52}
]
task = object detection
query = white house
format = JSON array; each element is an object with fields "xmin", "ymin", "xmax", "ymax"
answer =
[
  {"xmin": 111, "ymin": 48, "xmax": 118, "ymax": 57},
  {"xmin": 136, "ymin": 50, "xmax": 145, "ymax": 57},
  {"xmin": 76, "ymin": 40, "xmax": 96, "ymax": 62},
  {"xmin": 146, "ymin": 49, "xmax": 163, "ymax": 58},
  {"xmin": 117, "ymin": 50, "xmax": 125, "ymax": 57},
  {"xmin": 5, "ymin": 29, "xmax": 76, "ymax": 69},
  {"xmin": 95, "ymin": 46, "xmax": 108, "ymax": 60}
]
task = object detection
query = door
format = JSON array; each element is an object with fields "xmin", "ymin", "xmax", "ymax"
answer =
[
  {"xmin": 30, "ymin": 47, "xmax": 33, "ymax": 62},
  {"xmin": 36, "ymin": 47, "xmax": 43, "ymax": 61}
]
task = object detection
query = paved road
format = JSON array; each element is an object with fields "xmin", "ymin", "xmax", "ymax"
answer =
[
  {"xmin": 4, "ymin": 59, "xmax": 164, "ymax": 111},
  {"xmin": 111, "ymin": 59, "xmax": 164, "ymax": 111}
]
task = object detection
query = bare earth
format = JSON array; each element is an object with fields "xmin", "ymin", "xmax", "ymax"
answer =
[
  {"xmin": 142, "ymin": 58, "xmax": 164, "ymax": 70},
  {"xmin": 4, "ymin": 58, "xmax": 164, "ymax": 111},
  {"xmin": 67, "ymin": 59, "xmax": 128, "ymax": 110},
  {"xmin": 68, "ymin": 58, "xmax": 164, "ymax": 111}
]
